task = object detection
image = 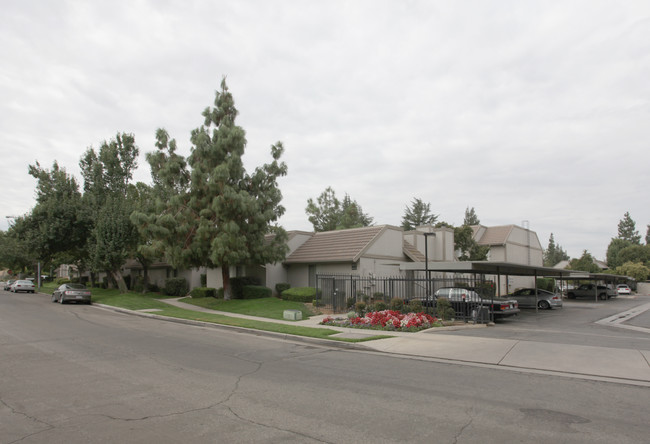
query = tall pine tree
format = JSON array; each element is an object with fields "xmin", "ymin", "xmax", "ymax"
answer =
[{"xmin": 136, "ymin": 79, "xmax": 288, "ymax": 299}]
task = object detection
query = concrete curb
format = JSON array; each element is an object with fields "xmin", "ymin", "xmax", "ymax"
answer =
[{"xmin": 93, "ymin": 303, "xmax": 374, "ymax": 351}]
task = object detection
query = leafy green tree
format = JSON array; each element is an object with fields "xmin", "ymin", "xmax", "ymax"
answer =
[
  {"xmin": 306, "ymin": 187, "xmax": 340, "ymax": 232},
  {"xmin": 616, "ymin": 262, "xmax": 650, "ymax": 281},
  {"xmin": 543, "ymin": 233, "xmax": 569, "ymax": 267},
  {"xmin": 606, "ymin": 238, "xmax": 632, "ymax": 269},
  {"xmin": 401, "ymin": 198, "xmax": 438, "ymax": 231},
  {"xmin": 137, "ymin": 79, "xmax": 289, "ymax": 299},
  {"xmin": 568, "ymin": 250, "xmax": 600, "ymax": 273},
  {"xmin": 339, "ymin": 194, "xmax": 373, "ymax": 229},
  {"xmin": 617, "ymin": 212, "xmax": 641, "ymax": 244},
  {"xmin": 0, "ymin": 224, "xmax": 33, "ymax": 275},
  {"xmin": 126, "ymin": 182, "xmax": 160, "ymax": 292},
  {"xmin": 617, "ymin": 244, "xmax": 650, "ymax": 266},
  {"xmin": 463, "ymin": 206, "xmax": 480, "ymax": 226},
  {"xmin": 26, "ymin": 161, "xmax": 91, "ymax": 267},
  {"xmin": 646, "ymin": 225, "xmax": 650, "ymax": 245},
  {"xmin": 454, "ymin": 225, "xmax": 489, "ymax": 261},
  {"xmin": 80, "ymin": 133, "xmax": 140, "ymax": 292},
  {"xmin": 92, "ymin": 195, "xmax": 138, "ymax": 291},
  {"xmin": 306, "ymin": 187, "xmax": 373, "ymax": 232},
  {"xmin": 131, "ymin": 128, "xmax": 192, "ymax": 277}
]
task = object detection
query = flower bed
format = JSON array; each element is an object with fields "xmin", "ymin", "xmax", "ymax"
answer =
[{"xmin": 320, "ymin": 310, "xmax": 439, "ymax": 332}]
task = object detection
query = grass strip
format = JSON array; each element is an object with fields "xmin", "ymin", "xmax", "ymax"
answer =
[
  {"xmin": 179, "ymin": 296, "xmax": 315, "ymax": 320},
  {"xmin": 40, "ymin": 284, "xmax": 392, "ymax": 342}
]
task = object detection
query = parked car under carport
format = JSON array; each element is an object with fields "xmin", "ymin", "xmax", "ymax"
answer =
[{"xmin": 504, "ymin": 288, "xmax": 562, "ymax": 310}]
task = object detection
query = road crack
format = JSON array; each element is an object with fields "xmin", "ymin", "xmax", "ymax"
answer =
[
  {"xmin": 1, "ymin": 396, "xmax": 55, "ymax": 444},
  {"xmin": 452, "ymin": 407, "xmax": 474, "ymax": 444}
]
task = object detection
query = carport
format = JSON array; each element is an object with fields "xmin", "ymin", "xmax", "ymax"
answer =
[
  {"xmin": 555, "ymin": 272, "xmax": 634, "ymax": 301},
  {"xmin": 400, "ymin": 261, "xmax": 629, "ymax": 311}
]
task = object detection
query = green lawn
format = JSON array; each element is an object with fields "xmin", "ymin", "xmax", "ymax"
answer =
[
  {"xmin": 179, "ymin": 296, "xmax": 315, "ymax": 320},
  {"xmin": 38, "ymin": 283, "xmax": 390, "ymax": 343}
]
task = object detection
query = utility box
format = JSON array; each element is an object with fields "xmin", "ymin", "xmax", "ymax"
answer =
[{"xmin": 283, "ymin": 309, "xmax": 302, "ymax": 321}]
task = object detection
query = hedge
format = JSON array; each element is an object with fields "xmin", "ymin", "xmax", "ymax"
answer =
[
  {"xmin": 163, "ymin": 277, "xmax": 189, "ymax": 296},
  {"xmin": 190, "ymin": 287, "xmax": 217, "ymax": 298},
  {"xmin": 281, "ymin": 287, "xmax": 319, "ymax": 303},
  {"xmin": 230, "ymin": 277, "xmax": 260, "ymax": 299},
  {"xmin": 242, "ymin": 285, "xmax": 272, "ymax": 299},
  {"xmin": 275, "ymin": 282, "xmax": 291, "ymax": 296}
]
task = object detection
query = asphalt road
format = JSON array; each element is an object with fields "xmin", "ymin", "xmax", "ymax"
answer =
[
  {"xmin": 442, "ymin": 295, "xmax": 650, "ymax": 350},
  {"xmin": 1, "ymin": 290, "xmax": 649, "ymax": 443}
]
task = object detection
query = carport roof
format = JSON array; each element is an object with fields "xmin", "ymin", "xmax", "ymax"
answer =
[
  {"xmin": 401, "ymin": 261, "xmax": 582, "ymax": 278},
  {"xmin": 401, "ymin": 261, "xmax": 633, "ymax": 281}
]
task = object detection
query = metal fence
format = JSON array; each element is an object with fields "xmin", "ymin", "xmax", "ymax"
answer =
[{"xmin": 314, "ymin": 274, "xmax": 496, "ymax": 323}]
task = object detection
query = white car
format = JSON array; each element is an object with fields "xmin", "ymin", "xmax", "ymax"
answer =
[
  {"xmin": 11, "ymin": 280, "xmax": 36, "ymax": 293},
  {"xmin": 616, "ymin": 284, "xmax": 632, "ymax": 296}
]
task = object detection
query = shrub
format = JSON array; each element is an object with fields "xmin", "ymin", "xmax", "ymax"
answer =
[
  {"xmin": 374, "ymin": 301, "xmax": 387, "ymax": 311},
  {"xmin": 474, "ymin": 281, "xmax": 495, "ymax": 298},
  {"xmin": 163, "ymin": 278, "xmax": 189, "ymax": 296},
  {"xmin": 230, "ymin": 277, "xmax": 260, "ymax": 299},
  {"xmin": 242, "ymin": 285, "xmax": 272, "ymax": 299},
  {"xmin": 389, "ymin": 297, "xmax": 404, "ymax": 312},
  {"xmin": 131, "ymin": 276, "xmax": 145, "ymax": 293},
  {"xmin": 346, "ymin": 297, "xmax": 357, "ymax": 309},
  {"xmin": 312, "ymin": 299, "xmax": 324, "ymax": 307},
  {"xmin": 148, "ymin": 283, "xmax": 160, "ymax": 293},
  {"xmin": 373, "ymin": 292, "xmax": 386, "ymax": 302},
  {"xmin": 436, "ymin": 298, "xmax": 456, "ymax": 321},
  {"xmin": 216, "ymin": 287, "xmax": 224, "ymax": 299},
  {"xmin": 190, "ymin": 287, "xmax": 217, "ymax": 298},
  {"xmin": 536, "ymin": 278, "xmax": 555, "ymax": 292},
  {"xmin": 55, "ymin": 277, "xmax": 71, "ymax": 285},
  {"xmin": 408, "ymin": 300, "xmax": 423, "ymax": 313},
  {"xmin": 281, "ymin": 287, "xmax": 318, "ymax": 303},
  {"xmin": 355, "ymin": 301, "xmax": 367, "ymax": 316},
  {"xmin": 275, "ymin": 282, "xmax": 291, "ymax": 296}
]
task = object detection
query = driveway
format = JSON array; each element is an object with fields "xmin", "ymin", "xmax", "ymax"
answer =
[{"xmin": 435, "ymin": 295, "xmax": 650, "ymax": 351}]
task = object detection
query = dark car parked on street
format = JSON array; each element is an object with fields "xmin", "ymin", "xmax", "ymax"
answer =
[{"xmin": 52, "ymin": 283, "xmax": 92, "ymax": 304}]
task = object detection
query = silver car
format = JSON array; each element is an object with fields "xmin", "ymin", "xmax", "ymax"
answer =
[
  {"xmin": 506, "ymin": 288, "xmax": 562, "ymax": 310},
  {"xmin": 11, "ymin": 280, "xmax": 35, "ymax": 293},
  {"xmin": 52, "ymin": 283, "xmax": 92, "ymax": 304}
]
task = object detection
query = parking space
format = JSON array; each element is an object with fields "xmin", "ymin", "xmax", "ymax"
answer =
[{"xmin": 437, "ymin": 295, "xmax": 650, "ymax": 351}]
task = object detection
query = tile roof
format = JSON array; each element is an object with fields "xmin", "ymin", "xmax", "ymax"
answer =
[
  {"xmin": 472, "ymin": 225, "xmax": 514, "ymax": 245},
  {"xmin": 403, "ymin": 240, "xmax": 426, "ymax": 262},
  {"xmin": 284, "ymin": 226, "xmax": 386, "ymax": 263}
]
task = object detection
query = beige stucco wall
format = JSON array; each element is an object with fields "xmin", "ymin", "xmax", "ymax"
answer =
[
  {"xmin": 405, "ymin": 226, "xmax": 456, "ymax": 262},
  {"xmin": 359, "ymin": 257, "xmax": 402, "ymax": 277},
  {"xmin": 366, "ymin": 227, "xmax": 403, "ymax": 257},
  {"xmin": 286, "ymin": 264, "xmax": 310, "ymax": 287},
  {"xmin": 503, "ymin": 243, "xmax": 543, "ymax": 266}
]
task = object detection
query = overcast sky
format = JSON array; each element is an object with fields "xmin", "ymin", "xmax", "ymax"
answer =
[{"xmin": 2, "ymin": 0, "xmax": 649, "ymax": 260}]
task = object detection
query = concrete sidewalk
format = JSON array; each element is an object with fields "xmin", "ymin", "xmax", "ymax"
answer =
[{"xmin": 155, "ymin": 298, "xmax": 650, "ymax": 385}]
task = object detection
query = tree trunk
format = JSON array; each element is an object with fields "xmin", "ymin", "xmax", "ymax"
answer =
[
  {"xmin": 137, "ymin": 257, "xmax": 150, "ymax": 294},
  {"xmin": 142, "ymin": 265, "xmax": 149, "ymax": 293},
  {"xmin": 111, "ymin": 269, "xmax": 129, "ymax": 293},
  {"xmin": 222, "ymin": 267, "xmax": 231, "ymax": 300}
]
